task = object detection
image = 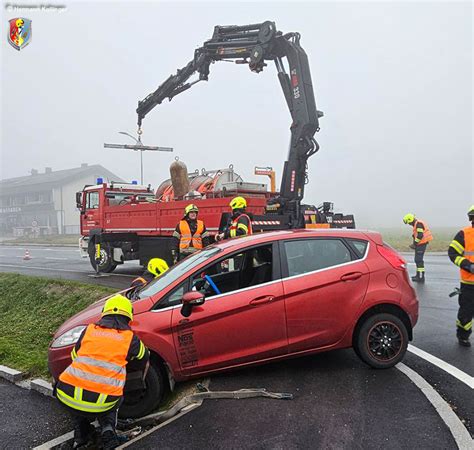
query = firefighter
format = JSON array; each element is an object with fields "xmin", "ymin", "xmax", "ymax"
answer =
[
  {"xmin": 448, "ymin": 205, "xmax": 474, "ymax": 347},
  {"xmin": 55, "ymin": 294, "xmax": 149, "ymax": 449},
  {"xmin": 131, "ymin": 257, "xmax": 169, "ymax": 288},
  {"xmin": 172, "ymin": 204, "xmax": 210, "ymax": 263},
  {"xmin": 216, "ymin": 196, "xmax": 253, "ymax": 241},
  {"xmin": 403, "ymin": 213, "xmax": 433, "ymax": 282}
]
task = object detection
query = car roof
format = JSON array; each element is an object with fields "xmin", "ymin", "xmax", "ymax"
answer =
[{"xmin": 214, "ymin": 229, "xmax": 381, "ymax": 251}]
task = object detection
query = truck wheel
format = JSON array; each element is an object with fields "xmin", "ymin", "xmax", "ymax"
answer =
[
  {"xmin": 88, "ymin": 243, "xmax": 117, "ymax": 273},
  {"xmin": 119, "ymin": 364, "xmax": 164, "ymax": 419},
  {"xmin": 354, "ymin": 313, "xmax": 408, "ymax": 369}
]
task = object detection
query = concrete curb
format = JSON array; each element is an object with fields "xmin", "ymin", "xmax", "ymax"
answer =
[
  {"xmin": 30, "ymin": 378, "xmax": 54, "ymax": 397},
  {"xmin": 0, "ymin": 364, "xmax": 23, "ymax": 382},
  {"xmin": 0, "ymin": 364, "xmax": 53, "ymax": 396}
]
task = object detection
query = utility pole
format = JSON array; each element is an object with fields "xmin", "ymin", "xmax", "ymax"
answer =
[{"xmin": 104, "ymin": 132, "xmax": 173, "ymax": 184}]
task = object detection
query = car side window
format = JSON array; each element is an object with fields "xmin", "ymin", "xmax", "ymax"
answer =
[
  {"xmin": 284, "ymin": 239, "xmax": 352, "ymax": 277},
  {"xmin": 153, "ymin": 283, "xmax": 186, "ymax": 310},
  {"xmin": 191, "ymin": 244, "xmax": 274, "ymax": 299}
]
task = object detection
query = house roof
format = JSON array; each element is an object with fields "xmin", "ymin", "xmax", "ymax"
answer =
[{"xmin": 0, "ymin": 165, "xmax": 124, "ymax": 195}]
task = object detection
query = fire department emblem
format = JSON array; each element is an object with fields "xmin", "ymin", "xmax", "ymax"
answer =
[{"xmin": 8, "ymin": 18, "xmax": 32, "ymax": 51}]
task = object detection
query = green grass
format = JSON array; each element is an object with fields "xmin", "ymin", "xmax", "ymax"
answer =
[
  {"xmin": 3, "ymin": 234, "xmax": 80, "ymax": 245},
  {"xmin": 0, "ymin": 274, "xmax": 115, "ymax": 378},
  {"xmin": 374, "ymin": 227, "xmax": 457, "ymax": 252}
]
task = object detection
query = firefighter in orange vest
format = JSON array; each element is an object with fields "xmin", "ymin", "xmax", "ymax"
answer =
[
  {"xmin": 130, "ymin": 257, "xmax": 169, "ymax": 288},
  {"xmin": 403, "ymin": 213, "xmax": 433, "ymax": 283},
  {"xmin": 448, "ymin": 205, "xmax": 474, "ymax": 347},
  {"xmin": 216, "ymin": 196, "xmax": 253, "ymax": 241},
  {"xmin": 172, "ymin": 204, "xmax": 210, "ymax": 263},
  {"xmin": 55, "ymin": 295, "xmax": 149, "ymax": 449}
]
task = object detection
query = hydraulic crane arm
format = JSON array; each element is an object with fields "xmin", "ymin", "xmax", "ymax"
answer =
[{"xmin": 137, "ymin": 21, "xmax": 323, "ymax": 218}]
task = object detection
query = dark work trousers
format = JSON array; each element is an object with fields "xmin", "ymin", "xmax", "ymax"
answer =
[
  {"xmin": 60, "ymin": 399, "xmax": 122, "ymax": 442},
  {"xmin": 414, "ymin": 243, "xmax": 427, "ymax": 273},
  {"xmin": 457, "ymin": 283, "xmax": 474, "ymax": 339}
]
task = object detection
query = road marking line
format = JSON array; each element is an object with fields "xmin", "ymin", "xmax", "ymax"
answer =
[
  {"xmin": 0, "ymin": 263, "xmax": 135, "ymax": 278},
  {"xmin": 397, "ymin": 363, "xmax": 473, "ymax": 449},
  {"xmin": 408, "ymin": 344, "xmax": 474, "ymax": 389},
  {"xmin": 45, "ymin": 257, "xmax": 68, "ymax": 260}
]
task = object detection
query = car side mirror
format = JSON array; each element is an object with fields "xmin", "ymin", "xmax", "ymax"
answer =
[
  {"xmin": 76, "ymin": 192, "xmax": 84, "ymax": 211},
  {"xmin": 180, "ymin": 291, "xmax": 205, "ymax": 317}
]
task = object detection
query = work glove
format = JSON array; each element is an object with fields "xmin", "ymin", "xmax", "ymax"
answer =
[
  {"xmin": 171, "ymin": 250, "xmax": 178, "ymax": 265},
  {"xmin": 469, "ymin": 263, "xmax": 474, "ymax": 274},
  {"xmin": 409, "ymin": 243, "xmax": 416, "ymax": 250}
]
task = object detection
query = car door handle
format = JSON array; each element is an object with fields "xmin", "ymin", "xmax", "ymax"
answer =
[
  {"xmin": 340, "ymin": 272, "xmax": 363, "ymax": 281},
  {"xmin": 249, "ymin": 295, "xmax": 275, "ymax": 306}
]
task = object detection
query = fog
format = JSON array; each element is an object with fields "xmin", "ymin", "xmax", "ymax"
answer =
[{"xmin": 1, "ymin": 1, "xmax": 472, "ymax": 228}]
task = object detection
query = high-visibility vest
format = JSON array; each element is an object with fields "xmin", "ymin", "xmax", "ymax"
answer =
[
  {"xmin": 460, "ymin": 227, "xmax": 474, "ymax": 285},
  {"xmin": 179, "ymin": 220, "xmax": 204, "ymax": 251},
  {"xmin": 229, "ymin": 214, "xmax": 253, "ymax": 238},
  {"xmin": 59, "ymin": 324, "xmax": 133, "ymax": 403},
  {"xmin": 412, "ymin": 219, "xmax": 433, "ymax": 244}
]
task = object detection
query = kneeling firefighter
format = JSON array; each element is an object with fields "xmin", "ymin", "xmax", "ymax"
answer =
[
  {"xmin": 55, "ymin": 295, "xmax": 149, "ymax": 449},
  {"xmin": 216, "ymin": 196, "xmax": 253, "ymax": 241},
  {"xmin": 131, "ymin": 257, "xmax": 169, "ymax": 288},
  {"xmin": 172, "ymin": 204, "xmax": 210, "ymax": 263}
]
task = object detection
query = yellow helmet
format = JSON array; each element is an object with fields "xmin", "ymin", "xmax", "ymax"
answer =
[
  {"xmin": 229, "ymin": 196, "xmax": 247, "ymax": 210},
  {"xmin": 468, "ymin": 205, "xmax": 474, "ymax": 219},
  {"xmin": 403, "ymin": 213, "xmax": 415, "ymax": 224},
  {"xmin": 184, "ymin": 204, "xmax": 199, "ymax": 215},
  {"xmin": 147, "ymin": 258, "xmax": 169, "ymax": 277},
  {"xmin": 102, "ymin": 294, "xmax": 133, "ymax": 321}
]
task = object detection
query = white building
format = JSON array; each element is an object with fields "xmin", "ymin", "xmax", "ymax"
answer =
[{"xmin": 0, "ymin": 164, "xmax": 123, "ymax": 235}]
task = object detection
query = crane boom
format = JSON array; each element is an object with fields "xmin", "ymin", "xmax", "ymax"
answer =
[{"xmin": 137, "ymin": 21, "xmax": 323, "ymax": 222}]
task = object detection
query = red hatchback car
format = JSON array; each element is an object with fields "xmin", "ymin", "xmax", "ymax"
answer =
[{"xmin": 49, "ymin": 229, "xmax": 418, "ymax": 418}]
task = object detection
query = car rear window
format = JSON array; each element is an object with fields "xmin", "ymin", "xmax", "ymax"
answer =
[{"xmin": 345, "ymin": 239, "xmax": 368, "ymax": 259}]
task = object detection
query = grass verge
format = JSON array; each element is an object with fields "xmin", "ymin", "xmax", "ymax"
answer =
[
  {"xmin": 0, "ymin": 273, "xmax": 115, "ymax": 378},
  {"xmin": 375, "ymin": 227, "xmax": 457, "ymax": 252}
]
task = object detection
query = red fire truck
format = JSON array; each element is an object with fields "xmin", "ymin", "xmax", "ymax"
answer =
[{"xmin": 77, "ymin": 21, "xmax": 355, "ymax": 272}]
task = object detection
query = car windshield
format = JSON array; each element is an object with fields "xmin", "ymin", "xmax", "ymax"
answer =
[{"xmin": 136, "ymin": 246, "xmax": 222, "ymax": 299}]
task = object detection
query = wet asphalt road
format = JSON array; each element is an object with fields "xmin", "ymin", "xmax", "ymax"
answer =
[{"xmin": 0, "ymin": 246, "xmax": 472, "ymax": 448}]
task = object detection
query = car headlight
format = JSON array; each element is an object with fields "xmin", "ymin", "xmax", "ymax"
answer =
[{"xmin": 51, "ymin": 325, "xmax": 87, "ymax": 348}]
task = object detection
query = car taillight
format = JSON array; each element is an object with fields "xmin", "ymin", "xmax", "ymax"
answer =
[{"xmin": 377, "ymin": 245, "xmax": 406, "ymax": 270}]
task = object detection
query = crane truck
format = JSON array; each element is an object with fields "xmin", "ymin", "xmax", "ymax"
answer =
[{"xmin": 77, "ymin": 21, "xmax": 355, "ymax": 272}]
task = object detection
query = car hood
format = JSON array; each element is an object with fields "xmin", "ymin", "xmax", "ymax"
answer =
[{"xmin": 53, "ymin": 289, "xmax": 154, "ymax": 339}]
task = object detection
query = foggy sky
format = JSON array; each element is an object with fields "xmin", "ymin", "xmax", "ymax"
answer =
[{"xmin": 1, "ymin": 1, "xmax": 472, "ymax": 228}]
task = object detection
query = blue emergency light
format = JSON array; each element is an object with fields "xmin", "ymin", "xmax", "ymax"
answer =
[
  {"xmin": 96, "ymin": 177, "xmax": 103, "ymax": 184},
  {"xmin": 132, "ymin": 180, "xmax": 138, "ymax": 185}
]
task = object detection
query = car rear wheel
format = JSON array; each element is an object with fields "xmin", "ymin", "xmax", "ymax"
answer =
[
  {"xmin": 354, "ymin": 313, "xmax": 408, "ymax": 369},
  {"xmin": 119, "ymin": 364, "xmax": 164, "ymax": 419}
]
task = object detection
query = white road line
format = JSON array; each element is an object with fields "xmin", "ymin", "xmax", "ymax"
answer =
[
  {"xmin": 0, "ymin": 263, "xmax": 135, "ymax": 278},
  {"xmin": 408, "ymin": 344, "xmax": 474, "ymax": 389},
  {"xmin": 397, "ymin": 363, "xmax": 473, "ymax": 449}
]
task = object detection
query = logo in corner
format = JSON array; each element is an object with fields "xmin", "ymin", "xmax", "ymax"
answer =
[{"xmin": 8, "ymin": 18, "xmax": 32, "ymax": 51}]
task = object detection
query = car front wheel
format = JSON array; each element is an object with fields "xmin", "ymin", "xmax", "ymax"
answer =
[
  {"xmin": 119, "ymin": 364, "xmax": 164, "ymax": 419},
  {"xmin": 354, "ymin": 313, "xmax": 408, "ymax": 369}
]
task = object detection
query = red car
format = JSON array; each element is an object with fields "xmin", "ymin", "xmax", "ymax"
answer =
[{"xmin": 48, "ymin": 229, "xmax": 418, "ymax": 418}]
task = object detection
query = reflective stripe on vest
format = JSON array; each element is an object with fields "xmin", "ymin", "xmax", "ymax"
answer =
[
  {"xmin": 461, "ymin": 227, "xmax": 474, "ymax": 285},
  {"xmin": 229, "ymin": 214, "xmax": 253, "ymax": 238},
  {"xmin": 59, "ymin": 324, "xmax": 133, "ymax": 397},
  {"xmin": 56, "ymin": 387, "xmax": 118, "ymax": 413},
  {"xmin": 412, "ymin": 219, "xmax": 433, "ymax": 244},
  {"xmin": 179, "ymin": 220, "xmax": 204, "ymax": 250}
]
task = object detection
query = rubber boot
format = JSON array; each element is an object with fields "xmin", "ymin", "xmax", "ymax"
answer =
[
  {"xmin": 458, "ymin": 337, "xmax": 471, "ymax": 347},
  {"xmin": 411, "ymin": 272, "xmax": 425, "ymax": 283},
  {"xmin": 101, "ymin": 430, "xmax": 120, "ymax": 450}
]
